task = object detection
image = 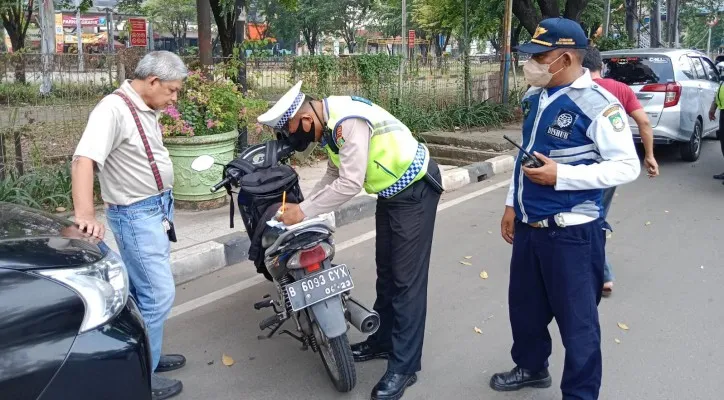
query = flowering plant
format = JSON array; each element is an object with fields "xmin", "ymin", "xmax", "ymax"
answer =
[{"xmin": 160, "ymin": 70, "xmax": 247, "ymax": 137}]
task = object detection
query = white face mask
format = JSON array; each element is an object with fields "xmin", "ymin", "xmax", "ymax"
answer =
[{"xmin": 523, "ymin": 53, "xmax": 568, "ymax": 87}]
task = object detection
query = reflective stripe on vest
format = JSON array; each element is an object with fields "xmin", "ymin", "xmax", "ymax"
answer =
[{"xmin": 323, "ymin": 96, "xmax": 429, "ymax": 196}]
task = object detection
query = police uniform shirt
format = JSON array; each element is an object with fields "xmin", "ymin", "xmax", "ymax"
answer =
[
  {"xmin": 299, "ymin": 104, "xmax": 371, "ymax": 218},
  {"xmin": 505, "ymin": 69, "xmax": 641, "ymax": 222}
]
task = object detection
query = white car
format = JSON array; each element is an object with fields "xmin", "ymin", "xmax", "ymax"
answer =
[{"xmin": 601, "ymin": 48, "xmax": 721, "ymax": 162}]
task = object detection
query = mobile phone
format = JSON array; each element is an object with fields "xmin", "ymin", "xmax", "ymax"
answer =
[{"xmin": 503, "ymin": 135, "xmax": 544, "ymax": 168}]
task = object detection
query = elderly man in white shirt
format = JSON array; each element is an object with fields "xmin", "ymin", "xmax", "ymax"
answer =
[{"xmin": 72, "ymin": 51, "xmax": 187, "ymax": 400}]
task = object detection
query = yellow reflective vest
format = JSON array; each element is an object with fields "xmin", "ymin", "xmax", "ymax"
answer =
[{"xmin": 323, "ymin": 96, "xmax": 429, "ymax": 197}]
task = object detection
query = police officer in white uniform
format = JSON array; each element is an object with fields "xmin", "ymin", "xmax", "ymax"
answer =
[
  {"xmin": 258, "ymin": 82, "xmax": 443, "ymax": 400},
  {"xmin": 490, "ymin": 18, "xmax": 641, "ymax": 399}
]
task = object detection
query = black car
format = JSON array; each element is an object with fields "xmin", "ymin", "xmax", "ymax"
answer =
[{"xmin": 0, "ymin": 202, "xmax": 152, "ymax": 400}]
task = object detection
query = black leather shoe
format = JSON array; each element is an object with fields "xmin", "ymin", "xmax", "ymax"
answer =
[
  {"xmin": 351, "ymin": 341, "xmax": 390, "ymax": 362},
  {"xmin": 151, "ymin": 374, "xmax": 183, "ymax": 400},
  {"xmin": 156, "ymin": 354, "xmax": 186, "ymax": 372},
  {"xmin": 371, "ymin": 371, "xmax": 417, "ymax": 400},
  {"xmin": 714, "ymin": 173, "xmax": 724, "ymax": 180},
  {"xmin": 489, "ymin": 366, "xmax": 552, "ymax": 392}
]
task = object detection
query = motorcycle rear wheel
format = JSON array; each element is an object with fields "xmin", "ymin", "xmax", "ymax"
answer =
[{"xmin": 316, "ymin": 325, "xmax": 356, "ymax": 392}]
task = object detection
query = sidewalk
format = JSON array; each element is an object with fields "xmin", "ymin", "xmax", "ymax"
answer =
[{"xmin": 97, "ymin": 156, "xmax": 515, "ymax": 285}]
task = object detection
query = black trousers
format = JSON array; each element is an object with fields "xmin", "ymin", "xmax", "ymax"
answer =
[
  {"xmin": 367, "ymin": 161, "xmax": 442, "ymax": 375},
  {"xmin": 719, "ymin": 110, "xmax": 724, "ymax": 158}
]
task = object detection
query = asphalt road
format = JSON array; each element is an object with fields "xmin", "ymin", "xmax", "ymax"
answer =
[{"xmin": 163, "ymin": 139, "xmax": 724, "ymax": 400}]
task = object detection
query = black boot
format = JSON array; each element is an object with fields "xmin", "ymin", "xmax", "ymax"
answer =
[
  {"xmin": 151, "ymin": 374, "xmax": 183, "ymax": 400},
  {"xmin": 714, "ymin": 172, "xmax": 724, "ymax": 180},
  {"xmin": 351, "ymin": 341, "xmax": 390, "ymax": 362},
  {"xmin": 370, "ymin": 371, "xmax": 417, "ymax": 400},
  {"xmin": 489, "ymin": 366, "xmax": 552, "ymax": 392}
]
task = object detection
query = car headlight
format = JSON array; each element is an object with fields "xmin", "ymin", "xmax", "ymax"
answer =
[{"xmin": 38, "ymin": 250, "xmax": 129, "ymax": 333}]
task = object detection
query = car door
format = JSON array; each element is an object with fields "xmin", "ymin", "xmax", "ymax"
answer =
[
  {"xmin": 688, "ymin": 56, "xmax": 710, "ymax": 132},
  {"xmin": 698, "ymin": 56, "xmax": 721, "ymax": 135}
]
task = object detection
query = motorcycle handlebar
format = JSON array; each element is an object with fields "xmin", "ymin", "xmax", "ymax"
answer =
[{"xmin": 210, "ymin": 177, "xmax": 232, "ymax": 193}]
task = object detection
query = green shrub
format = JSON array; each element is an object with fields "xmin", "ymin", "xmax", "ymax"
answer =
[
  {"xmin": 392, "ymin": 100, "xmax": 516, "ymax": 133},
  {"xmin": 0, "ymin": 163, "xmax": 74, "ymax": 211}
]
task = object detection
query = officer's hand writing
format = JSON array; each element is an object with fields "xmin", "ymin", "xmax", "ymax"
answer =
[
  {"xmin": 522, "ymin": 152, "xmax": 557, "ymax": 186},
  {"xmin": 278, "ymin": 203, "xmax": 306, "ymax": 226},
  {"xmin": 501, "ymin": 206, "xmax": 516, "ymax": 245}
]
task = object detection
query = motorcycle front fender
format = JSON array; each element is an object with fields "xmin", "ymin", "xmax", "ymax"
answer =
[{"xmin": 309, "ymin": 295, "xmax": 347, "ymax": 339}]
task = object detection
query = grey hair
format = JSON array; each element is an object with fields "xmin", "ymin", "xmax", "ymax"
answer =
[{"xmin": 134, "ymin": 51, "xmax": 188, "ymax": 81}]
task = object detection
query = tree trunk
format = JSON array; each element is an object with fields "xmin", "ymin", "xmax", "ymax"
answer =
[
  {"xmin": 625, "ymin": 0, "xmax": 637, "ymax": 42},
  {"xmin": 209, "ymin": 0, "xmax": 237, "ymax": 57},
  {"xmin": 513, "ymin": 0, "xmax": 542, "ymax": 35},
  {"xmin": 563, "ymin": 0, "xmax": 589, "ymax": 21},
  {"xmin": 536, "ymin": 0, "xmax": 559, "ymax": 18},
  {"xmin": 650, "ymin": 0, "xmax": 661, "ymax": 48}
]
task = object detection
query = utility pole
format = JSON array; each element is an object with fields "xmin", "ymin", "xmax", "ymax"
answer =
[
  {"xmin": 651, "ymin": 0, "xmax": 661, "ymax": 48},
  {"xmin": 75, "ymin": 5, "xmax": 84, "ymax": 71},
  {"xmin": 38, "ymin": 0, "xmax": 55, "ymax": 95},
  {"xmin": 603, "ymin": 0, "xmax": 611, "ymax": 37},
  {"xmin": 197, "ymin": 0, "xmax": 213, "ymax": 68},
  {"xmin": 235, "ymin": 0, "xmax": 248, "ymax": 152},
  {"xmin": 501, "ymin": 0, "xmax": 513, "ymax": 104},
  {"xmin": 401, "ymin": 0, "xmax": 407, "ymax": 58}
]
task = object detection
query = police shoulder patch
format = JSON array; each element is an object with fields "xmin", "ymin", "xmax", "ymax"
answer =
[
  {"xmin": 603, "ymin": 104, "xmax": 622, "ymax": 117},
  {"xmin": 335, "ymin": 125, "xmax": 345, "ymax": 147},
  {"xmin": 351, "ymin": 96, "xmax": 372, "ymax": 105}
]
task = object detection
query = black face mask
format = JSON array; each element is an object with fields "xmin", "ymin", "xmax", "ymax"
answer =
[{"xmin": 288, "ymin": 120, "xmax": 316, "ymax": 152}]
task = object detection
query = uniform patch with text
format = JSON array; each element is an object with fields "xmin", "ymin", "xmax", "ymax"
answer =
[
  {"xmin": 546, "ymin": 110, "xmax": 579, "ymax": 140},
  {"xmin": 335, "ymin": 125, "xmax": 345, "ymax": 147},
  {"xmin": 603, "ymin": 105, "xmax": 625, "ymax": 132}
]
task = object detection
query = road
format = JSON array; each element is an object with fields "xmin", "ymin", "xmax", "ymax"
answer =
[{"xmin": 162, "ymin": 140, "xmax": 724, "ymax": 400}]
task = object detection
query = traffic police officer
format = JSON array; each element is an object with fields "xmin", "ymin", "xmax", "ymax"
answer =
[
  {"xmin": 490, "ymin": 18, "xmax": 641, "ymax": 399},
  {"xmin": 708, "ymin": 82, "xmax": 724, "ymax": 181},
  {"xmin": 257, "ymin": 82, "xmax": 443, "ymax": 400}
]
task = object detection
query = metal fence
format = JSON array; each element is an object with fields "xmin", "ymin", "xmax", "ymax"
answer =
[{"xmin": 0, "ymin": 52, "xmax": 524, "ymax": 179}]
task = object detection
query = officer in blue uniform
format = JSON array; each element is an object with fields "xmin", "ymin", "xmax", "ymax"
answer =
[{"xmin": 490, "ymin": 18, "xmax": 641, "ymax": 399}]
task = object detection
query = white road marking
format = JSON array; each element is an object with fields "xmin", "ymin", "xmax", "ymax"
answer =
[{"xmin": 169, "ymin": 179, "xmax": 512, "ymax": 319}]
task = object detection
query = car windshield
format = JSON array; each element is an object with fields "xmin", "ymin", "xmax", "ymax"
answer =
[{"xmin": 602, "ymin": 55, "xmax": 674, "ymax": 85}]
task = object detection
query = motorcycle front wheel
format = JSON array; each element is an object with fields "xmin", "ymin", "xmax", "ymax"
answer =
[{"xmin": 315, "ymin": 322, "xmax": 356, "ymax": 392}]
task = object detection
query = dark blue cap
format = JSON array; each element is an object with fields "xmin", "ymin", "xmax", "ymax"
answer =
[{"xmin": 516, "ymin": 17, "xmax": 588, "ymax": 55}]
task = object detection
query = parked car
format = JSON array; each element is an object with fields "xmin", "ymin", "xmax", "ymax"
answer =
[
  {"xmin": 0, "ymin": 202, "xmax": 152, "ymax": 400},
  {"xmin": 601, "ymin": 48, "xmax": 721, "ymax": 161}
]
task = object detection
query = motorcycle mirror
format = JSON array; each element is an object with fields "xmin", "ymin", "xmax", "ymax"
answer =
[{"xmin": 191, "ymin": 155, "xmax": 216, "ymax": 172}]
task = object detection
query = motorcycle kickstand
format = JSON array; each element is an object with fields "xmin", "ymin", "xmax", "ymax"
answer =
[{"xmin": 279, "ymin": 330, "xmax": 309, "ymax": 351}]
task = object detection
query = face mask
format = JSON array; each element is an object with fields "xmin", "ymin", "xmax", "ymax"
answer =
[
  {"xmin": 523, "ymin": 53, "xmax": 568, "ymax": 87},
  {"xmin": 287, "ymin": 121, "xmax": 316, "ymax": 152}
]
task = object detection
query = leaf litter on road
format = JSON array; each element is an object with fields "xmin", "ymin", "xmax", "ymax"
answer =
[
  {"xmin": 459, "ymin": 261, "xmax": 472, "ymax": 266},
  {"xmin": 617, "ymin": 322, "xmax": 629, "ymax": 331},
  {"xmin": 474, "ymin": 326, "xmax": 482, "ymax": 334},
  {"xmin": 222, "ymin": 353, "xmax": 235, "ymax": 367},
  {"xmin": 614, "ymin": 338, "xmax": 621, "ymax": 344},
  {"xmin": 480, "ymin": 271, "xmax": 489, "ymax": 279},
  {"xmin": 645, "ymin": 221, "xmax": 651, "ymax": 226},
  {"xmin": 465, "ymin": 256, "xmax": 472, "ymax": 259}
]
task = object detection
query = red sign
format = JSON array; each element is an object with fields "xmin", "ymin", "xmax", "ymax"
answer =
[
  {"xmin": 128, "ymin": 18, "xmax": 147, "ymax": 47},
  {"xmin": 408, "ymin": 30, "xmax": 415, "ymax": 48}
]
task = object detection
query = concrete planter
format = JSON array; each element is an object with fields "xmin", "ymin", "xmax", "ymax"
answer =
[{"xmin": 164, "ymin": 130, "xmax": 238, "ymax": 210}]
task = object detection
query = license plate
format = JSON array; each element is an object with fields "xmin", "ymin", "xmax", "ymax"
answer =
[{"xmin": 285, "ymin": 264, "xmax": 354, "ymax": 312}]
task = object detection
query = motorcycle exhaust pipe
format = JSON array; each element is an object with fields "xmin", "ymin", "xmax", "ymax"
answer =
[{"xmin": 345, "ymin": 297, "xmax": 380, "ymax": 335}]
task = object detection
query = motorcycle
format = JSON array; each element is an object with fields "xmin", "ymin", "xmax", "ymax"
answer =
[{"xmin": 190, "ymin": 139, "xmax": 380, "ymax": 392}]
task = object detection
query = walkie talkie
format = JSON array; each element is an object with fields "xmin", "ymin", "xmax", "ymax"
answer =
[{"xmin": 503, "ymin": 135, "xmax": 544, "ymax": 168}]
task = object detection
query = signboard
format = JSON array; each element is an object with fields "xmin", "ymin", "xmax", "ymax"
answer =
[
  {"xmin": 62, "ymin": 15, "xmax": 106, "ymax": 27},
  {"xmin": 55, "ymin": 13, "xmax": 64, "ymax": 52},
  {"xmin": 128, "ymin": 18, "xmax": 147, "ymax": 47},
  {"xmin": 408, "ymin": 30, "xmax": 415, "ymax": 48}
]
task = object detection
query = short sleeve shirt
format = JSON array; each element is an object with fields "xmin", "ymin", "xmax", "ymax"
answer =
[
  {"xmin": 73, "ymin": 80, "xmax": 174, "ymax": 206},
  {"xmin": 593, "ymin": 78, "xmax": 643, "ymax": 114}
]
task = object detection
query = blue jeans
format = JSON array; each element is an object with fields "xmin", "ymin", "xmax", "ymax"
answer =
[
  {"xmin": 601, "ymin": 187, "xmax": 616, "ymax": 283},
  {"xmin": 106, "ymin": 190, "xmax": 175, "ymax": 372}
]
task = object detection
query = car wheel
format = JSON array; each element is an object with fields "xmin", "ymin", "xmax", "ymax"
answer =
[{"xmin": 680, "ymin": 120, "xmax": 703, "ymax": 162}]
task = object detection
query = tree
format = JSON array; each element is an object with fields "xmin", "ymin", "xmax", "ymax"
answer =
[
  {"xmin": 144, "ymin": 0, "xmax": 196, "ymax": 53},
  {"xmin": 512, "ymin": 0, "xmax": 591, "ymax": 35},
  {"xmin": 0, "ymin": 0, "xmax": 36, "ymax": 82},
  {"xmin": 338, "ymin": 0, "xmax": 371, "ymax": 53},
  {"xmin": 249, "ymin": 0, "xmax": 301, "ymax": 51},
  {"xmin": 209, "ymin": 0, "xmax": 243, "ymax": 57},
  {"xmin": 285, "ymin": 0, "xmax": 340, "ymax": 54}
]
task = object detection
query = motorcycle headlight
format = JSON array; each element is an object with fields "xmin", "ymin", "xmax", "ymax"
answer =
[{"xmin": 38, "ymin": 250, "xmax": 129, "ymax": 333}]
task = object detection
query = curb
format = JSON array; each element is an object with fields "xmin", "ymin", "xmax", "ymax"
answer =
[{"xmin": 169, "ymin": 155, "xmax": 515, "ymax": 285}]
